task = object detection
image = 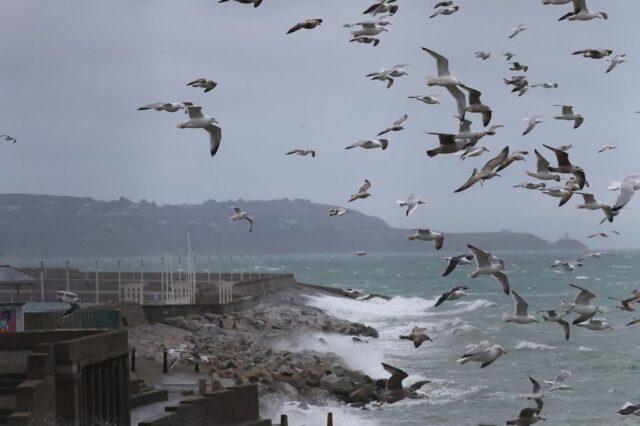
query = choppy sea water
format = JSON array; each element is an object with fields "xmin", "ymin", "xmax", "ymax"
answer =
[{"xmin": 256, "ymin": 250, "xmax": 640, "ymax": 426}]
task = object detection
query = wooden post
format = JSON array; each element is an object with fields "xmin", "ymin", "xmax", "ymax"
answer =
[
  {"xmin": 327, "ymin": 412, "xmax": 333, "ymax": 426},
  {"xmin": 280, "ymin": 414, "xmax": 288, "ymax": 426},
  {"xmin": 162, "ymin": 348, "xmax": 168, "ymax": 374},
  {"xmin": 95, "ymin": 260, "xmax": 99, "ymax": 304},
  {"xmin": 139, "ymin": 259, "xmax": 144, "ymax": 305},
  {"xmin": 198, "ymin": 379, "xmax": 206, "ymax": 395},
  {"xmin": 117, "ymin": 260, "xmax": 122, "ymax": 303},
  {"xmin": 65, "ymin": 260, "xmax": 70, "ymax": 291},
  {"xmin": 40, "ymin": 261, "xmax": 44, "ymax": 302},
  {"xmin": 131, "ymin": 348, "xmax": 136, "ymax": 373}
]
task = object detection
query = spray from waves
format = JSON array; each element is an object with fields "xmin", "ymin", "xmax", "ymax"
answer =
[
  {"xmin": 261, "ymin": 396, "xmax": 377, "ymax": 426},
  {"xmin": 515, "ymin": 341, "xmax": 558, "ymax": 351},
  {"xmin": 436, "ymin": 299, "xmax": 497, "ymax": 315},
  {"xmin": 271, "ymin": 333, "xmax": 387, "ymax": 378},
  {"xmin": 304, "ymin": 294, "xmax": 435, "ymax": 325},
  {"xmin": 379, "ymin": 317, "xmax": 475, "ymax": 339}
]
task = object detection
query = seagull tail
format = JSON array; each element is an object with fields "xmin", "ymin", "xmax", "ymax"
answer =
[{"xmin": 426, "ymin": 149, "xmax": 439, "ymax": 158}]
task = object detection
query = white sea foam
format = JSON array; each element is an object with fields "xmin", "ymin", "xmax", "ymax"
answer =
[
  {"xmin": 304, "ymin": 294, "xmax": 434, "ymax": 324},
  {"xmin": 515, "ymin": 341, "xmax": 558, "ymax": 351},
  {"xmin": 272, "ymin": 333, "xmax": 387, "ymax": 378},
  {"xmin": 578, "ymin": 346, "xmax": 596, "ymax": 352},
  {"xmin": 261, "ymin": 398, "xmax": 377, "ymax": 426},
  {"xmin": 439, "ymin": 299, "xmax": 496, "ymax": 315},
  {"xmin": 575, "ymin": 276, "xmax": 589, "ymax": 280}
]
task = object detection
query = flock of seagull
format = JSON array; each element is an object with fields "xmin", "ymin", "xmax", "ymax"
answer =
[{"xmin": 4, "ymin": 0, "xmax": 640, "ymax": 423}]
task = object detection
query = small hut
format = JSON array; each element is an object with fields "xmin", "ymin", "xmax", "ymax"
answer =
[{"xmin": 0, "ymin": 265, "xmax": 36, "ymax": 302}]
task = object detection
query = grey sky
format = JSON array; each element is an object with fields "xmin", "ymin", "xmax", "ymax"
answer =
[{"xmin": 0, "ymin": 0, "xmax": 638, "ymax": 248}]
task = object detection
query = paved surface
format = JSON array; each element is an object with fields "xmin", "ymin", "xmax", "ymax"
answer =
[{"xmin": 130, "ymin": 358, "xmax": 210, "ymax": 425}]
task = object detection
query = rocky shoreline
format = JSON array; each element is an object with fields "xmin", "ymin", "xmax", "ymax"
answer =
[{"xmin": 129, "ymin": 288, "xmax": 386, "ymax": 407}]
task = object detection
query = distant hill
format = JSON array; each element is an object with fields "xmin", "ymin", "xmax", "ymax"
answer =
[{"xmin": 0, "ymin": 194, "xmax": 586, "ymax": 258}]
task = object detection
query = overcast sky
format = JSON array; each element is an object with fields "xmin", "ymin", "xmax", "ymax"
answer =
[{"xmin": 0, "ymin": 0, "xmax": 638, "ymax": 248}]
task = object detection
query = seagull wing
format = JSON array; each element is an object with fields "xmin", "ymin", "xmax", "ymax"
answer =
[
  {"xmin": 394, "ymin": 114, "xmax": 409, "ymax": 126},
  {"xmin": 454, "ymin": 168, "xmax": 480, "ymax": 193},
  {"xmin": 382, "ymin": 363, "xmax": 408, "ymax": 391},
  {"xmin": 445, "ymin": 85, "xmax": 467, "ymax": 121},
  {"xmin": 360, "ymin": 179, "xmax": 372, "ymax": 193},
  {"xmin": 534, "ymin": 149, "xmax": 551, "ymax": 172},
  {"xmin": 512, "ymin": 290, "xmax": 529, "ymax": 316},
  {"xmin": 557, "ymin": 319, "xmax": 571, "ymax": 340},
  {"xmin": 468, "ymin": 244, "xmax": 491, "ymax": 267},
  {"xmin": 185, "ymin": 106, "xmax": 204, "ymax": 119},
  {"xmin": 613, "ymin": 174, "xmax": 640, "ymax": 211},
  {"xmin": 483, "ymin": 146, "xmax": 509, "ymax": 171},
  {"xmin": 543, "ymin": 144, "xmax": 571, "ymax": 167},
  {"xmin": 570, "ymin": 283, "xmax": 596, "ymax": 304},
  {"xmin": 493, "ymin": 271, "xmax": 510, "ymax": 295},
  {"xmin": 422, "ymin": 47, "xmax": 451, "ymax": 76},
  {"xmin": 529, "ymin": 376, "xmax": 541, "ymax": 395},
  {"xmin": 205, "ymin": 123, "xmax": 222, "ymax": 157}
]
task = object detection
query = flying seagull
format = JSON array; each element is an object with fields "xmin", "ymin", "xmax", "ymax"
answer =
[
  {"xmin": 508, "ymin": 24, "xmax": 527, "ymax": 39},
  {"xmin": 399, "ymin": 327, "xmax": 432, "ymax": 348},
  {"xmin": 408, "ymin": 95, "xmax": 440, "ymax": 105},
  {"xmin": 378, "ymin": 114, "xmax": 408, "ymax": 136},
  {"xmin": 218, "ymin": 0, "xmax": 263, "ymax": 7},
  {"xmin": 588, "ymin": 231, "xmax": 620, "ymax": 238},
  {"xmin": 462, "ymin": 86, "xmax": 492, "ymax": 126},
  {"xmin": 522, "ymin": 115, "xmax": 542, "ymax": 136},
  {"xmin": 345, "ymin": 139, "xmax": 388, "ymax": 150},
  {"xmin": 137, "ymin": 101, "xmax": 193, "ymax": 112},
  {"xmin": 553, "ymin": 105, "xmax": 583, "ymax": 129},
  {"xmin": 606, "ymin": 54, "xmax": 627, "ymax": 73},
  {"xmin": 496, "ymin": 150, "xmax": 528, "ymax": 172},
  {"xmin": 430, "ymin": 5, "xmax": 459, "ymax": 18},
  {"xmin": 454, "ymin": 147, "xmax": 509, "ymax": 193},
  {"xmin": 474, "ymin": 51, "xmax": 491, "ymax": 60},
  {"xmin": 364, "ymin": 0, "xmax": 398, "ymax": 16},
  {"xmin": 503, "ymin": 291, "xmax": 538, "ymax": 324},
  {"xmin": 467, "ymin": 244, "xmax": 510, "ymax": 295},
  {"xmin": 396, "ymin": 194, "xmax": 425, "ymax": 216},
  {"xmin": 56, "ymin": 291, "xmax": 82, "ymax": 318},
  {"xmin": 435, "ymin": 286, "xmax": 469, "ymax": 307},
  {"xmin": 514, "ymin": 182, "xmax": 546, "ymax": 190},
  {"xmin": 562, "ymin": 284, "xmax": 599, "ymax": 325},
  {"xmin": 426, "ymin": 133, "xmax": 472, "ymax": 157},
  {"xmin": 544, "ymin": 370, "xmax": 572, "ymax": 391},
  {"xmin": 230, "ymin": 207, "xmax": 254, "ymax": 232},
  {"xmin": 378, "ymin": 363, "xmax": 431, "ymax": 404},
  {"xmin": 558, "ymin": 0, "xmax": 607, "ymax": 21},
  {"xmin": 539, "ymin": 310, "xmax": 570, "ymax": 340},
  {"xmin": 543, "ymin": 144, "xmax": 587, "ymax": 189},
  {"xmin": 532, "ymin": 82, "xmax": 559, "ymax": 89},
  {"xmin": 176, "ymin": 106, "xmax": 222, "ymax": 157},
  {"xmin": 612, "ymin": 173, "xmax": 640, "ymax": 212},
  {"xmin": 572, "ymin": 48, "xmax": 612, "ymax": 59},
  {"xmin": 407, "ymin": 229, "xmax": 445, "ymax": 250},
  {"xmin": 441, "ymin": 254, "xmax": 473, "ymax": 277},
  {"xmin": 349, "ymin": 179, "xmax": 372, "ymax": 202},
  {"xmin": 422, "ymin": 47, "xmax": 467, "ymax": 120},
  {"xmin": 350, "ymin": 36, "xmax": 381, "ymax": 47},
  {"xmin": 286, "ymin": 149, "xmax": 316, "ymax": 157},
  {"xmin": 287, "ymin": 18, "xmax": 323, "ymax": 34},
  {"xmin": 328, "ymin": 208, "xmax": 348, "ymax": 217},
  {"xmin": 366, "ymin": 64, "xmax": 409, "ymax": 88},
  {"xmin": 1, "ymin": 134, "xmax": 17, "ymax": 143},
  {"xmin": 576, "ymin": 318, "xmax": 614, "ymax": 331},
  {"xmin": 526, "ymin": 150, "xmax": 561, "ymax": 182},
  {"xmin": 509, "ymin": 62, "xmax": 529, "ymax": 72},
  {"xmin": 456, "ymin": 340, "xmax": 506, "ymax": 368},
  {"xmin": 186, "ymin": 78, "xmax": 217, "ymax": 93}
]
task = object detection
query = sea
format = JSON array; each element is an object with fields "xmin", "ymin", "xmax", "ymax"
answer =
[
  {"xmin": 253, "ymin": 250, "xmax": 640, "ymax": 426},
  {"xmin": 7, "ymin": 250, "xmax": 640, "ymax": 425}
]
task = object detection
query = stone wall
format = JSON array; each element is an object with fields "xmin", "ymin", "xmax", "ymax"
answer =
[{"xmin": 137, "ymin": 385, "xmax": 271, "ymax": 426}]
